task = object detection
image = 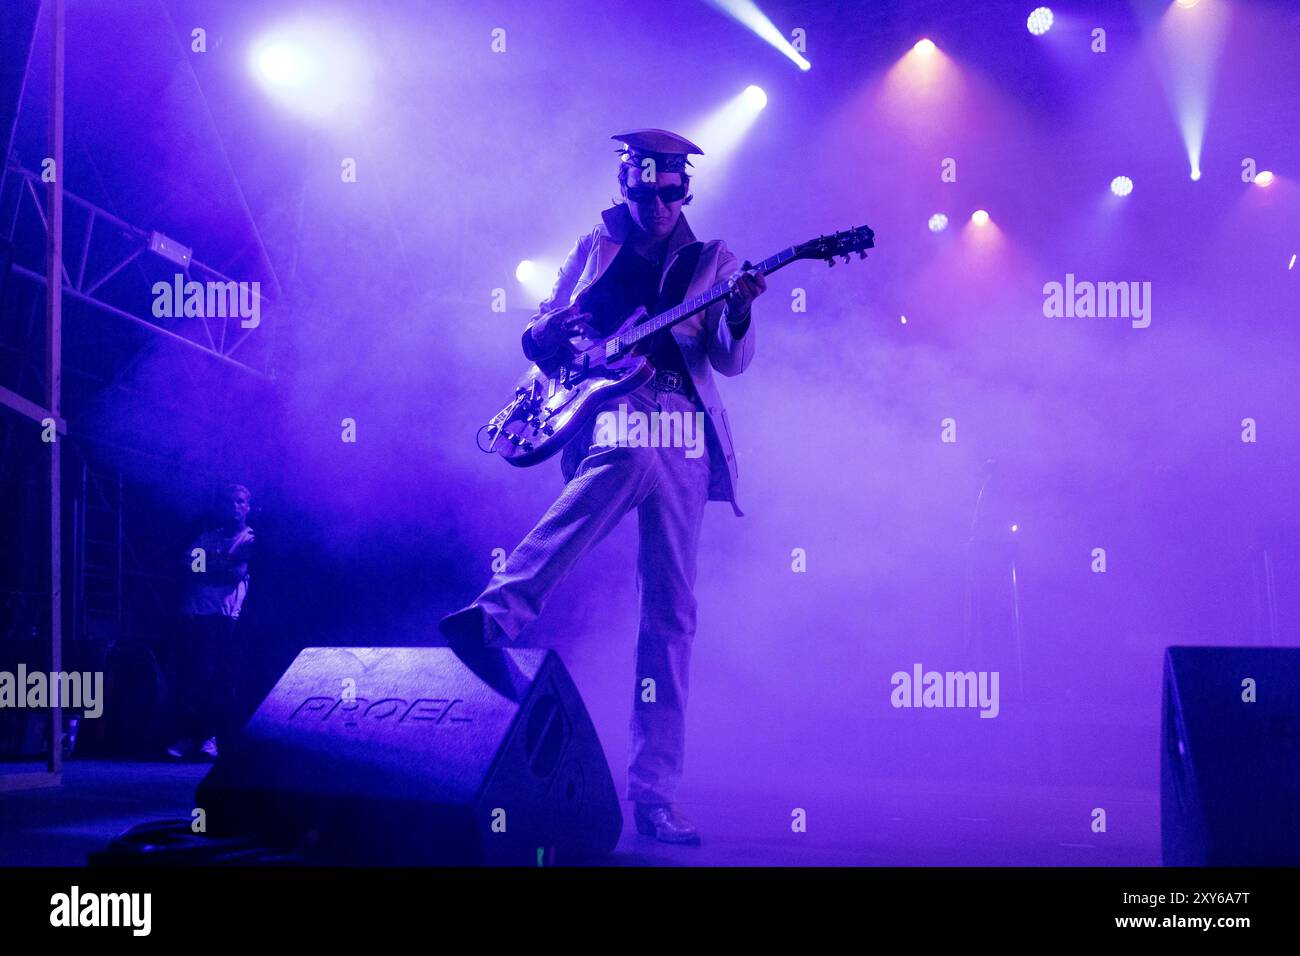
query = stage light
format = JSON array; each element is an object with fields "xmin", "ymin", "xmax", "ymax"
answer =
[
  {"xmin": 254, "ymin": 43, "xmax": 309, "ymax": 87},
  {"xmin": 1027, "ymin": 8, "xmax": 1054, "ymax": 36},
  {"xmin": 516, "ymin": 257, "xmax": 557, "ymax": 299},
  {"xmin": 249, "ymin": 19, "xmax": 372, "ymax": 124},
  {"xmin": 1158, "ymin": 0, "xmax": 1228, "ymax": 206},
  {"xmin": 147, "ymin": 231, "xmax": 192, "ymax": 268},
  {"xmin": 900, "ymin": 315, "xmax": 908, "ymax": 324},
  {"xmin": 685, "ymin": 86, "xmax": 771, "ymax": 181},
  {"xmin": 1110, "ymin": 175, "xmax": 1134, "ymax": 197},
  {"xmin": 704, "ymin": 0, "xmax": 811, "ymax": 71},
  {"xmin": 1254, "ymin": 170, "xmax": 1275, "ymax": 187},
  {"xmin": 971, "ymin": 209, "xmax": 990, "ymax": 226},
  {"xmin": 927, "ymin": 213, "xmax": 949, "ymax": 233},
  {"xmin": 882, "ymin": 31, "xmax": 958, "ymax": 115},
  {"xmin": 1011, "ymin": 523, "xmax": 1019, "ymax": 533},
  {"xmin": 1289, "ymin": 254, "xmax": 1296, "ymax": 270},
  {"xmin": 1175, "ymin": 0, "xmax": 1200, "ymax": 8}
]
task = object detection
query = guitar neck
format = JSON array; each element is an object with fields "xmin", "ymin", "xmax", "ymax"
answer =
[{"xmin": 616, "ymin": 246, "xmax": 800, "ymax": 349}]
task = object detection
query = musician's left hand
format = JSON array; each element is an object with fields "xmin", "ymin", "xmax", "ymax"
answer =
[{"xmin": 727, "ymin": 270, "xmax": 767, "ymax": 317}]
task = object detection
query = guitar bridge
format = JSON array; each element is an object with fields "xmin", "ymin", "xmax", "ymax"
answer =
[{"xmin": 561, "ymin": 354, "xmax": 590, "ymax": 387}]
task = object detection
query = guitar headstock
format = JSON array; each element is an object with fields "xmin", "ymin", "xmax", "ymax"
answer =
[{"xmin": 793, "ymin": 225, "xmax": 876, "ymax": 266}]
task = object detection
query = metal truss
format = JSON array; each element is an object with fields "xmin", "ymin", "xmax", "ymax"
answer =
[{"xmin": 2, "ymin": 162, "xmax": 275, "ymax": 382}]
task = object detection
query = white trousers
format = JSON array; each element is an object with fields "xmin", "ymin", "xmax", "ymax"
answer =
[{"xmin": 474, "ymin": 384, "xmax": 712, "ymax": 803}]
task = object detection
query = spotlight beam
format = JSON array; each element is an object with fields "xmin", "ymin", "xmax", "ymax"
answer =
[
  {"xmin": 1156, "ymin": 0, "xmax": 1229, "ymax": 195},
  {"xmin": 686, "ymin": 86, "xmax": 770, "ymax": 181},
  {"xmin": 703, "ymin": 0, "xmax": 811, "ymax": 70}
]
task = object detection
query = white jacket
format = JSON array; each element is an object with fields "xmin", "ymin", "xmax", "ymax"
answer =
[{"xmin": 522, "ymin": 204, "xmax": 756, "ymax": 516}]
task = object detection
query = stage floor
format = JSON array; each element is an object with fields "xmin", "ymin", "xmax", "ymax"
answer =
[{"xmin": 1, "ymin": 760, "xmax": 1160, "ymax": 866}]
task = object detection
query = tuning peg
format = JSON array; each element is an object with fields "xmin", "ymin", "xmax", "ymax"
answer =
[
  {"xmin": 827, "ymin": 258, "xmax": 834, "ymax": 267},
  {"xmin": 858, "ymin": 251, "xmax": 867, "ymax": 259}
]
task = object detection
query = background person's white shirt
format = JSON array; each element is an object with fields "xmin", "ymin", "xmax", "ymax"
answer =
[{"xmin": 184, "ymin": 525, "xmax": 253, "ymax": 619}]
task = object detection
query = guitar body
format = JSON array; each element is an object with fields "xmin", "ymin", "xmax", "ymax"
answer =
[
  {"xmin": 479, "ymin": 224, "xmax": 875, "ymax": 468},
  {"xmin": 487, "ymin": 307, "xmax": 656, "ymax": 467}
]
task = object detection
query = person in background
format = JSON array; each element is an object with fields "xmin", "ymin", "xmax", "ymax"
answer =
[{"xmin": 165, "ymin": 483, "xmax": 254, "ymax": 760}]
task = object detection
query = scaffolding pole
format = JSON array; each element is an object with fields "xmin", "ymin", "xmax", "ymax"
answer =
[
  {"xmin": 2, "ymin": 0, "xmax": 64, "ymax": 794},
  {"xmin": 45, "ymin": 0, "xmax": 65, "ymax": 779}
]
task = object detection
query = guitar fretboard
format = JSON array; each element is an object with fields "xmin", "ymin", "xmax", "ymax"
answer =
[{"xmin": 616, "ymin": 246, "xmax": 798, "ymax": 350}]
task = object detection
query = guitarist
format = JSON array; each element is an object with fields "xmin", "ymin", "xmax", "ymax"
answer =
[{"xmin": 440, "ymin": 129, "xmax": 766, "ymax": 845}]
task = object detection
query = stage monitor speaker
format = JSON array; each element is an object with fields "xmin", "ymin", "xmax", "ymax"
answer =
[
  {"xmin": 196, "ymin": 647, "xmax": 622, "ymax": 865},
  {"xmin": 1161, "ymin": 645, "xmax": 1300, "ymax": 865}
]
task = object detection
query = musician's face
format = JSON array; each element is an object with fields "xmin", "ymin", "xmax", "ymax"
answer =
[
  {"xmin": 226, "ymin": 489, "xmax": 250, "ymax": 525},
  {"xmin": 622, "ymin": 170, "xmax": 685, "ymax": 240}
]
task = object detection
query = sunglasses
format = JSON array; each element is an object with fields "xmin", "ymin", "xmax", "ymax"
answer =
[{"xmin": 625, "ymin": 183, "xmax": 689, "ymax": 204}]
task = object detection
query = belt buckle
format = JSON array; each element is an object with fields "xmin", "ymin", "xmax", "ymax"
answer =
[{"xmin": 653, "ymin": 370, "xmax": 683, "ymax": 392}]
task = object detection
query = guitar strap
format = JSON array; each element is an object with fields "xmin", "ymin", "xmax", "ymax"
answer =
[{"xmin": 648, "ymin": 241, "xmax": 704, "ymax": 318}]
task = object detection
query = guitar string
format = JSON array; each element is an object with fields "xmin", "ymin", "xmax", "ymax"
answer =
[{"xmin": 616, "ymin": 247, "xmax": 798, "ymax": 349}]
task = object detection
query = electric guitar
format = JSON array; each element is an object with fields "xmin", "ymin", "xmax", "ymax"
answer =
[{"xmin": 480, "ymin": 225, "xmax": 875, "ymax": 466}]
